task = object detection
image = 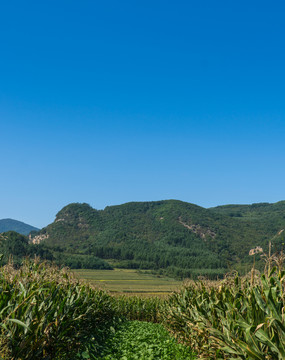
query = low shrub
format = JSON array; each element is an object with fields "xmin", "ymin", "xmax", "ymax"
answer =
[{"xmin": 98, "ymin": 320, "xmax": 195, "ymax": 360}]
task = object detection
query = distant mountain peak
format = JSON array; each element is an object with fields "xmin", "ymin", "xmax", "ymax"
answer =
[{"xmin": 0, "ymin": 219, "xmax": 39, "ymax": 235}]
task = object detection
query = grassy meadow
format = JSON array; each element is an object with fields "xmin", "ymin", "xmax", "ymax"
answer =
[{"xmin": 73, "ymin": 268, "xmax": 182, "ymax": 295}]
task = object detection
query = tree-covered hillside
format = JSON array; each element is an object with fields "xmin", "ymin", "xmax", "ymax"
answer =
[
  {"xmin": 0, "ymin": 218, "xmax": 39, "ymax": 235},
  {"xmin": 0, "ymin": 231, "xmax": 113, "ymax": 270},
  {"xmin": 211, "ymin": 200, "xmax": 285, "ymax": 225},
  {"xmin": 31, "ymin": 200, "xmax": 285, "ymax": 278}
]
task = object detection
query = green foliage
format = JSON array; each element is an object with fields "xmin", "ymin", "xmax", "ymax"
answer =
[
  {"xmin": 211, "ymin": 201, "xmax": 285, "ymax": 253},
  {"xmin": 4, "ymin": 256, "xmax": 285, "ymax": 359},
  {"xmin": 31, "ymin": 200, "xmax": 285, "ymax": 277},
  {"xmin": 98, "ymin": 321, "xmax": 195, "ymax": 360},
  {"xmin": 0, "ymin": 231, "xmax": 30, "ymax": 265},
  {"xmin": 54, "ymin": 253, "xmax": 113, "ymax": 270},
  {"xmin": 0, "ymin": 260, "xmax": 196, "ymax": 359},
  {"xmin": 0, "ymin": 260, "xmax": 119, "ymax": 359},
  {"xmin": 164, "ymin": 267, "xmax": 285, "ymax": 359},
  {"xmin": 115, "ymin": 296, "xmax": 163, "ymax": 323},
  {"xmin": 0, "ymin": 231, "xmax": 113, "ymax": 270}
]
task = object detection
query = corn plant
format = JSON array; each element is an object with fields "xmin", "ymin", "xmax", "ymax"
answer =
[
  {"xmin": 164, "ymin": 267, "xmax": 285, "ymax": 359},
  {"xmin": 115, "ymin": 295, "xmax": 164, "ymax": 323},
  {"xmin": 0, "ymin": 260, "xmax": 120, "ymax": 359}
]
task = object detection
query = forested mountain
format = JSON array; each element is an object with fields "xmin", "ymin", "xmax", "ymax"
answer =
[
  {"xmin": 30, "ymin": 200, "xmax": 285, "ymax": 278},
  {"xmin": 0, "ymin": 219, "xmax": 39, "ymax": 235},
  {"xmin": 210, "ymin": 200, "xmax": 285, "ymax": 224}
]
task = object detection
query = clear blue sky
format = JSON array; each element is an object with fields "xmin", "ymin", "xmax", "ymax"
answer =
[{"xmin": 0, "ymin": 1, "xmax": 284, "ymax": 228}]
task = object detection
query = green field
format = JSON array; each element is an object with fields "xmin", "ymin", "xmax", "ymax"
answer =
[
  {"xmin": 2, "ymin": 260, "xmax": 284, "ymax": 359},
  {"xmin": 73, "ymin": 269, "xmax": 182, "ymax": 295}
]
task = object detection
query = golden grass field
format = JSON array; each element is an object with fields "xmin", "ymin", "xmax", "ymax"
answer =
[{"xmin": 73, "ymin": 269, "xmax": 183, "ymax": 296}]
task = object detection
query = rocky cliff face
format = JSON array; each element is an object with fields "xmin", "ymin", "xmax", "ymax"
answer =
[{"xmin": 29, "ymin": 233, "xmax": 49, "ymax": 244}]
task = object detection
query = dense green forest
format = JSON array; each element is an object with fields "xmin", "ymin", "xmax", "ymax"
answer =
[
  {"xmin": 0, "ymin": 231, "xmax": 113, "ymax": 270},
  {"xmin": 25, "ymin": 200, "xmax": 285, "ymax": 278}
]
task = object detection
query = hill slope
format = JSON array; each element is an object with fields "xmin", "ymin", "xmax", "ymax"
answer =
[
  {"xmin": 31, "ymin": 200, "xmax": 285, "ymax": 278},
  {"xmin": 0, "ymin": 219, "xmax": 39, "ymax": 235}
]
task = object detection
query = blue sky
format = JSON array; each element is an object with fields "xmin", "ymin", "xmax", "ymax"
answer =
[{"xmin": 0, "ymin": 1, "xmax": 285, "ymax": 228}]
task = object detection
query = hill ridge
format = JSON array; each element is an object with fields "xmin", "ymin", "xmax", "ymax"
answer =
[
  {"xmin": 0, "ymin": 218, "xmax": 39, "ymax": 236},
  {"xmin": 29, "ymin": 199, "xmax": 285, "ymax": 278}
]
